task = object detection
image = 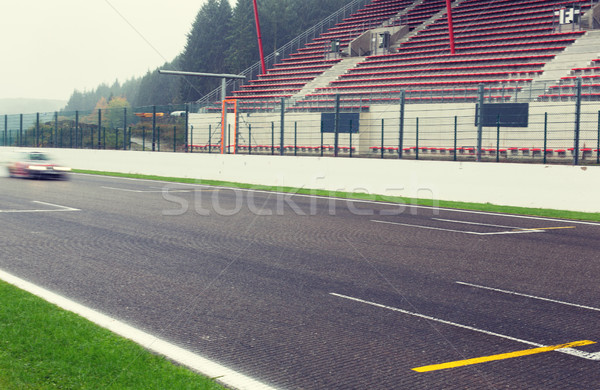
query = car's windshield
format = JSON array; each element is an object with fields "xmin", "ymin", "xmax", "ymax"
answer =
[{"xmin": 28, "ymin": 153, "xmax": 49, "ymax": 161}]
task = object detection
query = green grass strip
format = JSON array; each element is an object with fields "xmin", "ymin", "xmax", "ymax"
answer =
[
  {"xmin": 0, "ymin": 279, "xmax": 225, "ymax": 389},
  {"xmin": 74, "ymin": 169, "xmax": 600, "ymax": 222}
]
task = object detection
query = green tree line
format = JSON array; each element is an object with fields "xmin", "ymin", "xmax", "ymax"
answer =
[{"xmin": 63, "ymin": 0, "xmax": 351, "ymax": 111}]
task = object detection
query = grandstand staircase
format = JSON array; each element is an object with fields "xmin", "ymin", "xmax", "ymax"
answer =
[
  {"xmin": 533, "ymin": 30, "xmax": 600, "ymax": 100},
  {"xmin": 392, "ymin": 0, "xmax": 466, "ymax": 46},
  {"xmin": 289, "ymin": 56, "xmax": 365, "ymax": 104}
]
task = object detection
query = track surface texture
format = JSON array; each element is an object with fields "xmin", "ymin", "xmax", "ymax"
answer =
[{"xmin": 1, "ymin": 173, "xmax": 599, "ymax": 389}]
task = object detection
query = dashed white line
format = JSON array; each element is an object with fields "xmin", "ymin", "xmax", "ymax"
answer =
[
  {"xmin": 330, "ymin": 292, "xmax": 600, "ymax": 361},
  {"xmin": 457, "ymin": 281, "xmax": 600, "ymax": 313},
  {"xmin": 76, "ymin": 173, "xmax": 600, "ymax": 227},
  {"xmin": 371, "ymin": 219, "xmax": 542, "ymax": 236},
  {"xmin": 0, "ymin": 201, "xmax": 80, "ymax": 213},
  {"xmin": 431, "ymin": 218, "xmax": 525, "ymax": 230}
]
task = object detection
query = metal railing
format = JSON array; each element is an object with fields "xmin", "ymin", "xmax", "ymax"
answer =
[{"xmin": 3, "ymin": 83, "xmax": 600, "ymax": 166}]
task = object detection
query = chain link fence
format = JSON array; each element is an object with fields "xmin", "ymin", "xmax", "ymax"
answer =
[
  {"xmin": 2, "ymin": 83, "xmax": 599, "ymax": 166},
  {"xmin": 1, "ymin": 104, "xmax": 189, "ymax": 153}
]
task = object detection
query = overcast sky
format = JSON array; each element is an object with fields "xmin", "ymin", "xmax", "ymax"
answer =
[{"xmin": 0, "ymin": 0, "xmax": 225, "ymax": 101}]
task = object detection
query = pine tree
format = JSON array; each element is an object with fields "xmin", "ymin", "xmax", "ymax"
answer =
[
  {"xmin": 225, "ymin": 0, "xmax": 259, "ymax": 73},
  {"xmin": 64, "ymin": 0, "xmax": 354, "ymax": 107},
  {"xmin": 179, "ymin": 0, "xmax": 233, "ymax": 102}
]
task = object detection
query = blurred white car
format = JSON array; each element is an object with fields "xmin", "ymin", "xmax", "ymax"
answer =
[{"xmin": 7, "ymin": 151, "xmax": 71, "ymax": 179}]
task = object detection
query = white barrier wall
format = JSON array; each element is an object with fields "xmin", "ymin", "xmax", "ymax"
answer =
[{"xmin": 2, "ymin": 147, "xmax": 599, "ymax": 213}]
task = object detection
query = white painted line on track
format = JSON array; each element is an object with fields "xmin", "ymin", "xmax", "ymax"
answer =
[
  {"xmin": 432, "ymin": 218, "xmax": 526, "ymax": 230},
  {"xmin": 371, "ymin": 219, "xmax": 543, "ymax": 236},
  {"xmin": 330, "ymin": 292, "xmax": 600, "ymax": 361},
  {"xmin": 74, "ymin": 173, "xmax": 600, "ymax": 227},
  {"xmin": 0, "ymin": 201, "xmax": 80, "ymax": 213},
  {"xmin": 457, "ymin": 281, "xmax": 600, "ymax": 313},
  {"xmin": 0, "ymin": 268, "xmax": 279, "ymax": 390}
]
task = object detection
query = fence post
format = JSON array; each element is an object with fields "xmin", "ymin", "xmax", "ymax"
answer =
[
  {"xmin": 158, "ymin": 126, "xmax": 161, "ymax": 151},
  {"xmin": 19, "ymin": 114, "xmax": 23, "ymax": 147},
  {"xmin": 476, "ymin": 84, "xmax": 484, "ymax": 162},
  {"xmin": 334, "ymin": 94, "xmax": 340, "ymax": 157},
  {"xmin": 280, "ymin": 97, "xmax": 285, "ymax": 156},
  {"xmin": 53, "ymin": 111, "xmax": 58, "ymax": 148},
  {"xmin": 75, "ymin": 111, "xmax": 79, "ymax": 149},
  {"xmin": 294, "ymin": 122, "xmax": 297, "ymax": 156},
  {"xmin": 573, "ymin": 77, "xmax": 582, "ymax": 165},
  {"xmin": 98, "ymin": 109, "xmax": 103, "ymax": 149},
  {"xmin": 36, "ymin": 113, "xmax": 40, "ymax": 147},
  {"xmin": 380, "ymin": 118, "xmax": 384, "ymax": 159},
  {"xmin": 248, "ymin": 124, "xmax": 252, "ymax": 155},
  {"xmin": 320, "ymin": 121, "xmax": 324, "ymax": 157},
  {"xmin": 496, "ymin": 114, "xmax": 501, "ymax": 163},
  {"xmin": 271, "ymin": 121, "xmax": 274, "ymax": 155},
  {"xmin": 115, "ymin": 128, "xmax": 119, "ymax": 150},
  {"xmin": 453, "ymin": 115, "xmax": 458, "ymax": 161},
  {"xmin": 398, "ymin": 90, "xmax": 405, "ymax": 159},
  {"xmin": 597, "ymin": 110, "xmax": 600, "ymax": 165},
  {"xmin": 208, "ymin": 124, "xmax": 212, "ymax": 153},
  {"xmin": 543, "ymin": 112, "xmax": 548, "ymax": 165},
  {"xmin": 152, "ymin": 105, "xmax": 157, "ymax": 152},
  {"xmin": 185, "ymin": 104, "xmax": 189, "ymax": 153},
  {"xmin": 416, "ymin": 117, "xmax": 419, "ymax": 160},
  {"xmin": 189, "ymin": 125, "xmax": 193, "ymax": 153},
  {"xmin": 123, "ymin": 108, "xmax": 127, "ymax": 151}
]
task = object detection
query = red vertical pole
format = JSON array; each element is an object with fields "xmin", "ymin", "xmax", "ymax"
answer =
[
  {"xmin": 252, "ymin": 0, "xmax": 267, "ymax": 74},
  {"xmin": 445, "ymin": 0, "xmax": 456, "ymax": 55}
]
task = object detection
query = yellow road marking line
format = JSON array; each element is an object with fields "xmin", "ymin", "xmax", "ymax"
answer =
[
  {"xmin": 513, "ymin": 226, "xmax": 576, "ymax": 232},
  {"xmin": 412, "ymin": 340, "xmax": 596, "ymax": 373}
]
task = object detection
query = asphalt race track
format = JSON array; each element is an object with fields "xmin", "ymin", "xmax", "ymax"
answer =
[{"xmin": 1, "ymin": 173, "xmax": 599, "ymax": 389}]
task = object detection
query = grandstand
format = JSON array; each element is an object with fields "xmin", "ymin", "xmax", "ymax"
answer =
[
  {"xmin": 190, "ymin": 0, "xmax": 600, "ymax": 160},
  {"xmin": 219, "ymin": 0, "xmax": 599, "ymax": 111}
]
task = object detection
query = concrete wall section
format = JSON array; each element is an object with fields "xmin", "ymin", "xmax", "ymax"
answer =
[{"xmin": 2, "ymin": 147, "xmax": 598, "ymax": 213}]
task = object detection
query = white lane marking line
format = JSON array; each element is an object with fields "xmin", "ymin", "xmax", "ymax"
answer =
[
  {"xmin": 0, "ymin": 268, "xmax": 278, "ymax": 390},
  {"xmin": 371, "ymin": 219, "xmax": 542, "ymax": 236},
  {"xmin": 372, "ymin": 219, "xmax": 483, "ymax": 235},
  {"xmin": 76, "ymin": 173, "xmax": 600, "ymax": 227},
  {"xmin": 330, "ymin": 293, "xmax": 600, "ymax": 361},
  {"xmin": 0, "ymin": 201, "xmax": 80, "ymax": 213},
  {"xmin": 32, "ymin": 201, "xmax": 81, "ymax": 211},
  {"xmin": 432, "ymin": 218, "xmax": 526, "ymax": 230},
  {"xmin": 457, "ymin": 281, "xmax": 600, "ymax": 313}
]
